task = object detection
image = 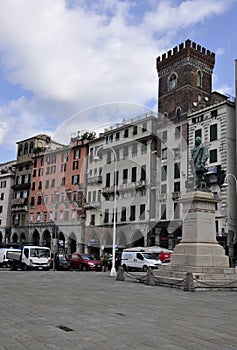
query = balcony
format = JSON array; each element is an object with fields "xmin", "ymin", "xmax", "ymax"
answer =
[
  {"xmin": 85, "ymin": 201, "xmax": 101, "ymax": 210},
  {"xmin": 172, "ymin": 192, "xmax": 180, "ymax": 200},
  {"xmin": 87, "ymin": 175, "xmax": 102, "ymax": 185}
]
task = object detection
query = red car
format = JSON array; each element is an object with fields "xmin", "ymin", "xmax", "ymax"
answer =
[{"xmin": 69, "ymin": 253, "xmax": 102, "ymax": 271}]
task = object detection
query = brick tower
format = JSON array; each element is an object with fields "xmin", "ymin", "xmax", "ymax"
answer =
[{"xmin": 156, "ymin": 39, "xmax": 215, "ymax": 120}]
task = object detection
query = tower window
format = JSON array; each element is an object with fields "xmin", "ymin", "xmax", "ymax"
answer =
[
  {"xmin": 197, "ymin": 70, "xmax": 202, "ymax": 87},
  {"xmin": 169, "ymin": 73, "xmax": 177, "ymax": 91}
]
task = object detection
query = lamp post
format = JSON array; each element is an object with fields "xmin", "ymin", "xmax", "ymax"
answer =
[
  {"xmin": 223, "ymin": 174, "xmax": 237, "ymax": 267},
  {"xmin": 94, "ymin": 145, "xmax": 117, "ymax": 277}
]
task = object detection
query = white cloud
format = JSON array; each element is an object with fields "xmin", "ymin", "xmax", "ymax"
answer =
[{"xmin": 0, "ymin": 0, "xmax": 235, "ymax": 161}]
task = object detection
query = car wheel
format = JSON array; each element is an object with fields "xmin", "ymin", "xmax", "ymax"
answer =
[
  {"xmin": 82, "ymin": 265, "xmax": 87, "ymax": 271},
  {"xmin": 143, "ymin": 265, "xmax": 148, "ymax": 272},
  {"xmin": 23, "ymin": 264, "xmax": 29, "ymax": 271}
]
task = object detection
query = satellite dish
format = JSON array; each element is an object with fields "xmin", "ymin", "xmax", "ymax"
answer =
[
  {"xmin": 204, "ymin": 96, "xmax": 209, "ymax": 101},
  {"xmin": 192, "ymin": 102, "xmax": 197, "ymax": 107}
]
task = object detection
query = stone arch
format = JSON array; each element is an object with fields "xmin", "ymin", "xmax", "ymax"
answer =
[
  {"xmin": 196, "ymin": 69, "xmax": 203, "ymax": 87},
  {"xmin": 118, "ymin": 231, "xmax": 127, "ymax": 247},
  {"xmin": 168, "ymin": 72, "xmax": 178, "ymax": 91},
  {"xmin": 103, "ymin": 232, "xmax": 113, "ymax": 247},
  {"xmin": 11, "ymin": 233, "xmax": 18, "ymax": 244},
  {"xmin": 32, "ymin": 230, "xmax": 40, "ymax": 245},
  {"xmin": 68, "ymin": 232, "xmax": 77, "ymax": 254},
  {"xmin": 87, "ymin": 232, "xmax": 100, "ymax": 259},
  {"xmin": 58, "ymin": 231, "xmax": 66, "ymax": 252},
  {"xmin": 42, "ymin": 230, "xmax": 51, "ymax": 248},
  {"xmin": 131, "ymin": 230, "xmax": 144, "ymax": 247}
]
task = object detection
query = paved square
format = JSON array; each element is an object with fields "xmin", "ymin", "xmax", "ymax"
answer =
[{"xmin": 0, "ymin": 270, "xmax": 236, "ymax": 349}]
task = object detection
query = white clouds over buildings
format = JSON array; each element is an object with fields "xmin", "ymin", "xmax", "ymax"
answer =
[{"xmin": 0, "ymin": 0, "xmax": 235, "ymax": 161}]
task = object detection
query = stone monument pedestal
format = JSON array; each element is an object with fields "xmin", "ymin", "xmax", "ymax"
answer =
[{"xmin": 154, "ymin": 191, "xmax": 237, "ymax": 291}]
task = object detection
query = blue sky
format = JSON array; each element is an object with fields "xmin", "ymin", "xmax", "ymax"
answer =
[{"xmin": 0, "ymin": 0, "xmax": 237, "ymax": 163}]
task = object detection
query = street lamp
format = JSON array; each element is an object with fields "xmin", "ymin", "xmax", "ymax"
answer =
[{"xmin": 94, "ymin": 145, "xmax": 117, "ymax": 277}]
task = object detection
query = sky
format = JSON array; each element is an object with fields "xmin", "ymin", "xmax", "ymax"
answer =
[{"xmin": 0, "ymin": 0, "xmax": 237, "ymax": 163}]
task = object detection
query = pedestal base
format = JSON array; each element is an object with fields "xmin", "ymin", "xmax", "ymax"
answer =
[{"xmin": 154, "ymin": 191, "xmax": 237, "ymax": 291}]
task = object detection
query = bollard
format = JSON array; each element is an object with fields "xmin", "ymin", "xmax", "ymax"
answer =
[
  {"xmin": 116, "ymin": 266, "xmax": 125, "ymax": 281},
  {"xmin": 184, "ymin": 272, "xmax": 195, "ymax": 292},
  {"xmin": 144, "ymin": 268, "xmax": 156, "ymax": 286}
]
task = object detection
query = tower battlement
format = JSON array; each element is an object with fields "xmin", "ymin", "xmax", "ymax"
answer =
[{"xmin": 157, "ymin": 39, "xmax": 215, "ymax": 73}]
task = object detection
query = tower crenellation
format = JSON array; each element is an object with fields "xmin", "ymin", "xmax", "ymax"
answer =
[{"xmin": 157, "ymin": 39, "xmax": 215, "ymax": 74}]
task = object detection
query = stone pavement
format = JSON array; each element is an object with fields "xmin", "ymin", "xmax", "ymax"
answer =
[{"xmin": 0, "ymin": 269, "xmax": 236, "ymax": 350}]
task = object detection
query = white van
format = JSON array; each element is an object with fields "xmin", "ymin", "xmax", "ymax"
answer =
[
  {"xmin": 121, "ymin": 251, "xmax": 161, "ymax": 272},
  {"xmin": 0, "ymin": 248, "xmax": 21, "ymax": 267}
]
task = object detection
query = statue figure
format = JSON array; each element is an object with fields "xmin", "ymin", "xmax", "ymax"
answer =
[{"xmin": 191, "ymin": 136, "xmax": 209, "ymax": 190}]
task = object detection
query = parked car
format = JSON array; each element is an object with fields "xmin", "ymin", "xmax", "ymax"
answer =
[
  {"xmin": 51, "ymin": 254, "xmax": 70, "ymax": 270},
  {"xmin": 69, "ymin": 253, "xmax": 102, "ymax": 271}
]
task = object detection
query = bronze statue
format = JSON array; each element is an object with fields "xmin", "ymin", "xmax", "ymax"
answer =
[{"xmin": 191, "ymin": 136, "xmax": 209, "ymax": 190}]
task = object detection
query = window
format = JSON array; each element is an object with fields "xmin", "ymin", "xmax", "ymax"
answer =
[
  {"xmin": 61, "ymin": 163, "xmax": 66, "ymax": 172},
  {"xmin": 197, "ymin": 70, "xmax": 202, "ymax": 87},
  {"xmin": 140, "ymin": 204, "xmax": 145, "ymax": 220},
  {"xmin": 142, "ymin": 122, "xmax": 147, "ymax": 132},
  {"xmin": 90, "ymin": 214, "xmax": 95, "ymax": 226},
  {"xmin": 106, "ymin": 173, "xmax": 110, "ymax": 187},
  {"xmin": 133, "ymin": 126, "xmax": 137, "ymax": 135},
  {"xmin": 24, "ymin": 143, "xmax": 28, "ymax": 155},
  {"xmin": 209, "ymin": 149, "xmax": 217, "ymax": 163},
  {"xmin": 18, "ymin": 144, "xmax": 23, "ymax": 156},
  {"xmin": 169, "ymin": 73, "xmax": 177, "ymax": 90},
  {"xmin": 38, "ymin": 168, "xmax": 44, "ymax": 176},
  {"xmin": 161, "ymin": 204, "xmax": 166, "ymax": 220},
  {"xmin": 175, "ymin": 126, "xmax": 180, "ymax": 138},
  {"xmin": 0, "ymin": 181, "xmax": 6, "ymax": 188},
  {"xmin": 161, "ymin": 184, "xmax": 167, "ymax": 194},
  {"xmin": 195, "ymin": 129, "xmax": 202, "ymax": 139},
  {"xmin": 0, "ymin": 205, "xmax": 2, "ymax": 213},
  {"xmin": 161, "ymin": 166, "xmax": 167, "ymax": 181},
  {"xmin": 176, "ymin": 107, "xmax": 181, "ymax": 119},
  {"xmin": 38, "ymin": 181, "xmax": 42, "ymax": 190},
  {"xmin": 131, "ymin": 167, "xmax": 137, "ymax": 182},
  {"xmin": 104, "ymin": 209, "xmax": 109, "ymax": 223},
  {"xmin": 29, "ymin": 142, "xmax": 34, "ymax": 153},
  {"xmin": 162, "ymin": 130, "xmax": 167, "ymax": 141},
  {"xmin": 72, "ymin": 175, "xmax": 79, "ymax": 185},
  {"xmin": 74, "ymin": 148, "xmax": 80, "ymax": 159},
  {"xmin": 123, "ymin": 146, "xmax": 128, "ymax": 159},
  {"xmin": 62, "ymin": 152, "xmax": 68, "ymax": 162},
  {"xmin": 162, "ymin": 148, "xmax": 167, "ymax": 161},
  {"xmin": 43, "ymin": 212, "xmax": 47, "ymax": 222},
  {"xmin": 51, "ymin": 179, "xmax": 55, "ymax": 187},
  {"xmin": 141, "ymin": 165, "xmax": 146, "ymax": 181},
  {"xmin": 121, "ymin": 207, "xmax": 126, "ymax": 221},
  {"xmin": 174, "ymin": 182, "xmax": 180, "ymax": 192},
  {"xmin": 30, "ymin": 197, "xmax": 35, "ymax": 206},
  {"xmin": 51, "ymin": 165, "xmax": 56, "ymax": 174},
  {"xmin": 141, "ymin": 141, "xmax": 147, "ymax": 154},
  {"xmin": 0, "ymin": 193, "xmax": 4, "ymax": 200},
  {"xmin": 73, "ymin": 161, "xmax": 79, "ymax": 170},
  {"xmin": 124, "ymin": 128, "xmax": 129, "ymax": 138},
  {"xmin": 123, "ymin": 169, "xmax": 128, "ymax": 183},
  {"xmin": 210, "ymin": 124, "xmax": 218, "ymax": 142},
  {"xmin": 130, "ymin": 206, "xmax": 136, "ymax": 221},
  {"xmin": 32, "ymin": 182, "xmax": 35, "ymax": 190},
  {"xmin": 132, "ymin": 143, "xmax": 137, "ymax": 157},
  {"xmin": 115, "ymin": 132, "xmax": 120, "ymax": 140},
  {"xmin": 30, "ymin": 213, "xmax": 34, "ymax": 222},
  {"xmin": 211, "ymin": 109, "xmax": 218, "ymax": 118},
  {"xmin": 37, "ymin": 196, "xmax": 42, "ymax": 205},
  {"xmin": 37, "ymin": 213, "xmax": 41, "ymax": 222},
  {"xmin": 174, "ymin": 163, "xmax": 180, "ymax": 179},
  {"xmin": 61, "ymin": 177, "xmax": 65, "ymax": 186}
]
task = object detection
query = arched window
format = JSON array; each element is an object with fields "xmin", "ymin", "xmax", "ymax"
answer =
[
  {"xmin": 176, "ymin": 107, "xmax": 181, "ymax": 119},
  {"xmin": 29, "ymin": 142, "xmax": 34, "ymax": 153},
  {"xmin": 18, "ymin": 144, "xmax": 23, "ymax": 156},
  {"xmin": 169, "ymin": 73, "xmax": 177, "ymax": 91},
  {"xmin": 24, "ymin": 143, "xmax": 28, "ymax": 155},
  {"xmin": 197, "ymin": 70, "xmax": 202, "ymax": 87}
]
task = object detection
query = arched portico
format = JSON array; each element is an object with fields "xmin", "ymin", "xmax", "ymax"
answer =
[
  {"xmin": 32, "ymin": 230, "xmax": 40, "ymax": 246},
  {"xmin": 42, "ymin": 230, "xmax": 51, "ymax": 248},
  {"xmin": 131, "ymin": 230, "xmax": 144, "ymax": 247},
  {"xmin": 68, "ymin": 233, "xmax": 77, "ymax": 254}
]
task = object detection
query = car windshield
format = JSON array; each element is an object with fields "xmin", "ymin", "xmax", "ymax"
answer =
[
  {"xmin": 81, "ymin": 254, "xmax": 94, "ymax": 260},
  {"xmin": 58, "ymin": 255, "xmax": 67, "ymax": 261},
  {"xmin": 31, "ymin": 248, "xmax": 50, "ymax": 258},
  {"xmin": 142, "ymin": 253, "xmax": 158, "ymax": 260}
]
